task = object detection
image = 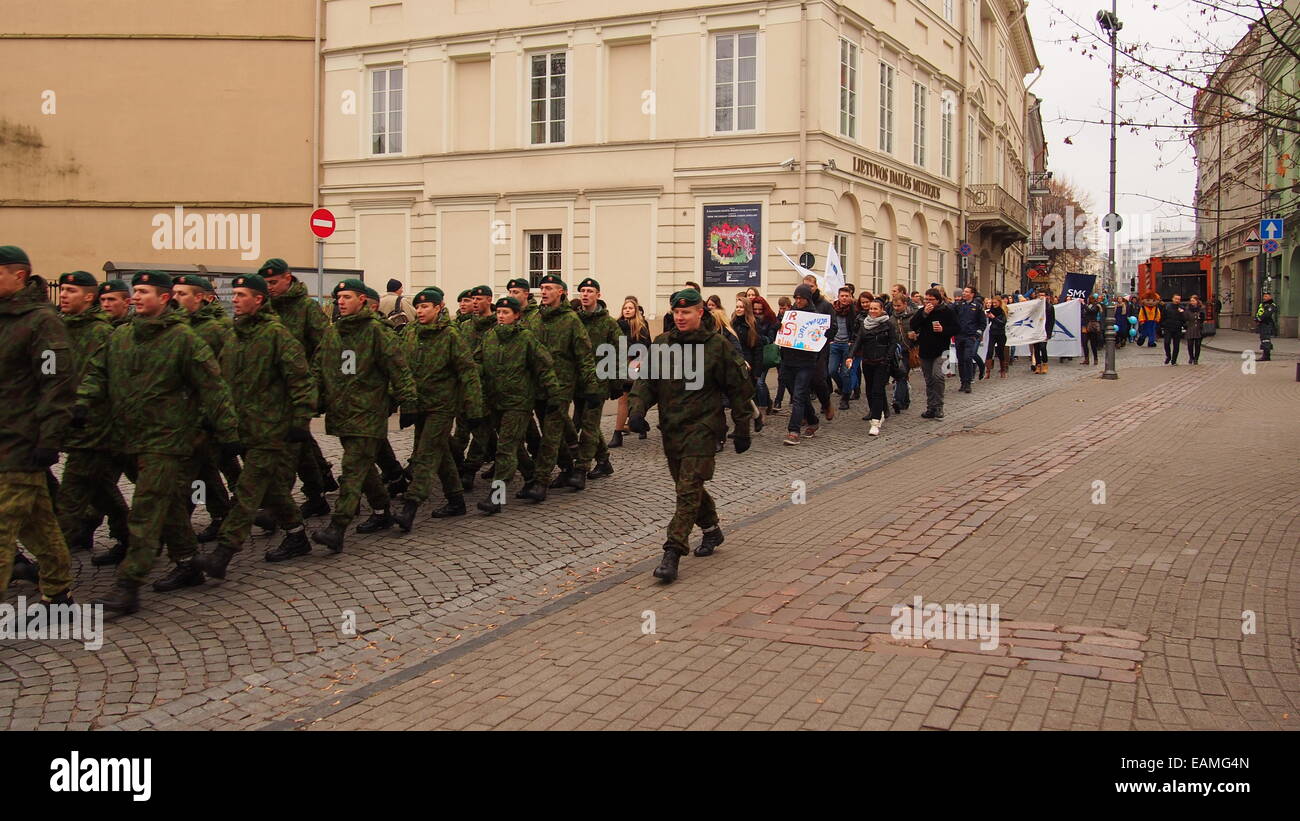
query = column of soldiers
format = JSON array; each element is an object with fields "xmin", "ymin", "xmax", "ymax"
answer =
[{"xmin": 2, "ymin": 245, "xmax": 754, "ymax": 611}]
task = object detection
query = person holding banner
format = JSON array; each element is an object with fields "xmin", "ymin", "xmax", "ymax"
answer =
[
  {"xmin": 779, "ymin": 284, "xmax": 828, "ymax": 444},
  {"xmin": 845, "ymin": 299, "xmax": 898, "ymax": 436},
  {"xmin": 908, "ymin": 289, "xmax": 960, "ymax": 419}
]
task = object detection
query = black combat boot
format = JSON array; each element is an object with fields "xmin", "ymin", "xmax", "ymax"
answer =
[
  {"xmin": 695, "ymin": 525, "xmax": 724, "ymax": 557},
  {"xmin": 653, "ymin": 548, "xmax": 681, "ymax": 583},
  {"xmin": 356, "ymin": 510, "xmax": 394, "ymax": 533},
  {"xmin": 480, "ymin": 462, "xmax": 495, "ymax": 479},
  {"xmin": 269, "ymin": 528, "xmax": 314, "ymax": 560},
  {"xmin": 11, "ymin": 552, "xmax": 39, "ymax": 583},
  {"xmin": 518, "ymin": 482, "xmax": 548, "ymax": 503},
  {"xmin": 200, "ymin": 544, "xmax": 238, "ymax": 580},
  {"xmin": 152, "ymin": 560, "xmax": 206, "ymax": 593},
  {"xmin": 94, "ymin": 578, "xmax": 140, "ymax": 615},
  {"xmin": 40, "ymin": 589, "xmax": 74, "ymax": 606},
  {"xmin": 587, "ymin": 459, "xmax": 614, "ymax": 479},
  {"xmin": 91, "ymin": 540, "xmax": 128, "ymax": 567},
  {"xmin": 308, "ymin": 524, "xmax": 345, "ymax": 554},
  {"xmin": 430, "ymin": 495, "xmax": 466, "ymax": 518},
  {"xmin": 566, "ymin": 467, "xmax": 587, "ymax": 491},
  {"xmin": 476, "ymin": 497, "xmax": 502, "ymax": 515},
  {"xmin": 548, "ymin": 471, "xmax": 569, "ymax": 489},
  {"xmin": 609, "ymin": 430, "xmax": 624, "ymax": 448},
  {"xmin": 392, "ymin": 499, "xmax": 419, "ymax": 533},
  {"xmin": 299, "ymin": 495, "xmax": 330, "ymax": 519},
  {"xmin": 195, "ymin": 517, "xmax": 223, "ymax": 543}
]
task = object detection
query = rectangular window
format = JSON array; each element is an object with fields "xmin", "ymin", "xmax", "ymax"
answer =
[
  {"xmin": 995, "ymin": 142, "xmax": 1003, "ymax": 188},
  {"xmin": 527, "ymin": 232, "xmax": 563, "ymax": 286},
  {"xmin": 530, "ymin": 51, "xmax": 567, "ymax": 145},
  {"xmin": 833, "ymin": 232, "xmax": 850, "ymax": 280},
  {"xmin": 879, "ymin": 61, "xmax": 895, "ymax": 153},
  {"xmin": 941, "ymin": 98, "xmax": 954, "ymax": 178},
  {"xmin": 944, "ymin": 0, "xmax": 956, "ymax": 23},
  {"xmin": 715, "ymin": 32, "xmax": 758, "ymax": 132},
  {"xmin": 977, "ymin": 134, "xmax": 987, "ymax": 184},
  {"xmin": 966, "ymin": 113, "xmax": 975, "ymax": 181},
  {"xmin": 872, "ymin": 240, "xmax": 886, "ymax": 295},
  {"xmin": 907, "ymin": 244, "xmax": 920, "ymax": 292},
  {"xmin": 839, "ymin": 38, "xmax": 858, "ymax": 139},
  {"xmin": 370, "ymin": 67, "xmax": 404, "ymax": 155},
  {"xmin": 913, "ymin": 83, "xmax": 927, "ymax": 167},
  {"xmin": 938, "ymin": 250, "xmax": 948, "ymax": 287}
]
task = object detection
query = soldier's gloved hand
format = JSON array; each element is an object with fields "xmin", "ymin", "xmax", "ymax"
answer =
[
  {"xmin": 70, "ymin": 405, "xmax": 88, "ymax": 429},
  {"xmin": 733, "ymin": 435, "xmax": 751, "ymax": 454},
  {"xmin": 31, "ymin": 447, "xmax": 60, "ymax": 468},
  {"xmin": 219, "ymin": 441, "xmax": 246, "ymax": 460},
  {"xmin": 286, "ymin": 427, "xmax": 312, "ymax": 443},
  {"xmin": 399, "ymin": 411, "xmax": 421, "ymax": 429},
  {"xmin": 627, "ymin": 414, "xmax": 650, "ymax": 434}
]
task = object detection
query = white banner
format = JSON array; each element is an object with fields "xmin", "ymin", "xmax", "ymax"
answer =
[
  {"xmin": 1005, "ymin": 298, "xmax": 1047, "ymax": 347},
  {"xmin": 1013, "ymin": 299, "xmax": 1084, "ymax": 358},
  {"xmin": 775, "ymin": 309, "xmax": 831, "ymax": 352},
  {"xmin": 945, "ymin": 332, "xmax": 992, "ymax": 375},
  {"xmin": 825, "ymin": 240, "xmax": 845, "ymax": 295}
]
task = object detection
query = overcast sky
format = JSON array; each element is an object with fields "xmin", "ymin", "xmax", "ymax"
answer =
[{"xmin": 1026, "ymin": 0, "xmax": 1254, "ymax": 236}]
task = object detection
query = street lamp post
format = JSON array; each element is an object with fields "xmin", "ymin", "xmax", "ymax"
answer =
[{"xmin": 1098, "ymin": 3, "xmax": 1122, "ymax": 380}]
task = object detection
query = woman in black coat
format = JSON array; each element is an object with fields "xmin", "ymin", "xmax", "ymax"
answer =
[
  {"xmin": 612, "ymin": 296, "xmax": 652, "ymax": 447},
  {"xmin": 985, "ymin": 295, "xmax": 1009, "ymax": 377},
  {"xmin": 845, "ymin": 298, "xmax": 899, "ymax": 436}
]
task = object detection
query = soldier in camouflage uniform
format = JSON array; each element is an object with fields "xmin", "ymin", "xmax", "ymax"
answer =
[
  {"xmin": 628, "ymin": 288, "xmax": 754, "ymax": 583},
  {"xmin": 77, "ymin": 271, "xmax": 241, "ymax": 614},
  {"xmin": 455, "ymin": 289, "xmax": 474, "ymax": 325},
  {"xmin": 453, "ymin": 284, "xmax": 498, "ymax": 491},
  {"xmin": 197, "ymin": 274, "xmax": 316, "ymax": 576},
  {"xmin": 474, "ymin": 296, "xmax": 561, "ymax": 514},
  {"xmin": 0, "ymin": 246, "xmax": 77, "ymax": 602},
  {"xmin": 309, "ymin": 279, "xmax": 417, "ymax": 553},
  {"xmin": 53, "ymin": 271, "xmax": 130, "ymax": 555},
  {"xmin": 506, "ymin": 277, "xmax": 545, "ymax": 471},
  {"xmin": 259, "ymin": 258, "xmax": 337, "ymax": 518},
  {"xmin": 98, "ymin": 279, "xmax": 133, "ymax": 327},
  {"xmin": 574, "ymin": 278, "xmax": 622, "ymax": 481},
  {"xmin": 173, "ymin": 274, "xmax": 241, "ymax": 542},
  {"xmin": 391, "ymin": 287, "xmax": 485, "ymax": 529},
  {"xmin": 524, "ymin": 274, "xmax": 600, "ymax": 501}
]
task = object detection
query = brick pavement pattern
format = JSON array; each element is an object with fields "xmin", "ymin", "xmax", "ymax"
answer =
[{"xmin": 1, "ymin": 343, "xmax": 1296, "ymax": 730}]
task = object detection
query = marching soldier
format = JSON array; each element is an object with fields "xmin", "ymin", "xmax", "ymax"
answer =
[
  {"xmin": 454, "ymin": 284, "xmax": 498, "ymax": 491},
  {"xmin": 475, "ymin": 296, "xmax": 561, "ymax": 514},
  {"xmin": 197, "ymin": 274, "xmax": 316, "ymax": 576},
  {"xmin": 527, "ymin": 275, "xmax": 600, "ymax": 500},
  {"xmin": 308, "ymin": 279, "xmax": 416, "ymax": 553},
  {"xmin": 0, "ymin": 245, "xmax": 77, "ymax": 603},
  {"xmin": 97, "ymin": 279, "xmax": 133, "ymax": 327},
  {"xmin": 54, "ymin": 271, "xmax": 130, "ymax": 554},
  {"xmin": 391, "ymin": 287, "xmax": 484, "ymax": 529},
  {"xmin": 76, "ymin": 270, "xmax": 241, "ymax": 614},
  {"xmin": 455, "ymin": 289, "xmax": 474, "ymax": 324},
  {"xmin": 574, "ymin": 277, "xmax": 621, "ymax": 481},
  {"xmin": 506, "ymin": 277, "xmax": 541, "ymax": 329},
  {"xmin": 627, "ymin": 288, "xmax": 754, "ymax": 583},
  {"xmin": 87, "ymin": 277, "xmax": 137, "ymax": 567}
]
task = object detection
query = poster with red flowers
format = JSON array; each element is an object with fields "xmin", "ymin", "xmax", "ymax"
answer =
[{"xmin": 702, "ymin": 204, "xmax": 761, "ymax": 287}]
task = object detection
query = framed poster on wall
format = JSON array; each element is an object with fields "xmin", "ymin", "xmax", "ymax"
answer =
[{"xmin": 702, "ymin": 204, "xmax": 761, "ymax": 287}]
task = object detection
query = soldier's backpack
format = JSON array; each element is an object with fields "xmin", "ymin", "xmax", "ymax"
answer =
[{"xmin": 386, "ymin": 295, "xmax": 410, "ymax": 329}]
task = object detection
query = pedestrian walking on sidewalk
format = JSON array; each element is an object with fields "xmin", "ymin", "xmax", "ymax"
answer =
[
  {"xmin": 846, "ymin": 299, "xmax": 898, "ymax": 436},
  {"xmin": 611, "ymin": 296, "xmax": 651, "ymax": 448},
  {"xmin": 890, "ymin": 293, "xmax": 917, "ymax": 409},
  {"xmin": 909, "ymin": 288, "xmax": 959, "ymax": 419},
  {"xmin": 1082, "ymin": 295, "xmax": 1103, "ymax": 366},
  {"xmin": 1161, "ymin": 294, "xmax": 1188, "ymax": 365},
  {"xmin": 985, "ymin": 295, "xmax": 1009, "ymax": 377},
  {"xmin": 1032, "ymin": 290, "xmax": 1056, "ymax": 374},
  {"xmin": 1184, "ymin": 295, "xmax": 1206, "ymax": 364},
  {"xmin": 1255, "ymin": 292, "xmax": 1279, "ymax": 361}
]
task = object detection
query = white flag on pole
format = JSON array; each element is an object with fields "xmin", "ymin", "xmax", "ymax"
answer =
[
  {"xmin": 825, "ymin": 241, "xmax": 845, "ymax": 294},
  {"xmin": 778, "ymin": 247, "xmax": 824, "ymax": 292}
]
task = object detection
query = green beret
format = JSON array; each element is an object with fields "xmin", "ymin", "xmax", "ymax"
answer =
[
  {"xmin": 669, "ymin": 288, "xmax": 703, "ymax": 309},
  {"xmin": 363, "ymin": 285, "xmax": 381, "ymax": 302},
  {"xmin": 494, "ymin": 296, "xmax": 521, "ymax": 313},
  {"xmin": 457, "ymin": 289, "xmax": 472, "ymax": 301},
  {"xmin": 333, "ymin": 278, "xmax": 367, "ymax": 297},
  {"xmin": 506, "ymin": 278, "xmax": 531, "ymax": 292},
  {"xmin": 232, "ymin": 274, "xmax": 268, "ymax": 295},
  {"xmin": 577, "ymin": 277, "xmax": 600, "ymax": 291},
  {"xmin": 258, "ymin": 258, "xmax": 289, "ymax": 276},
  {"xmin": 412, "ymin": 286, "xmax": 444, "ymax": 305},
  {"xmin": 99, "ymin": 279, "xmax": 129, "ymax": 295},
  {"xmin": 0, "ymin": 246, "xmax": 30, "ymax": 266},
  {"xmin": 172, "ymin": 274, "xmax": 214, "ymax": 292},
  {"xmin": 58, "ymin": 271, "xmax": 97, "ymax": 288},
  {"xmin": 469, "ymin": 284, "xmax": 493, "ymax": 298},
  {"xmin": 132, "ymin": 270, "xmax": 172, "ymax": 289},
  {"xmin": 538, "ymin": 274, "xmax": 567, "ymax": 290}
]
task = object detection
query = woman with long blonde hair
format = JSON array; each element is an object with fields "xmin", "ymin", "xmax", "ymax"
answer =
[{"xmin": 611, "ymin": 296, "xmax": 651, "ymax": 447}]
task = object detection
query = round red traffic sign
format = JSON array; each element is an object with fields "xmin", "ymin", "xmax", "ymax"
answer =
[{"xmin": 310, "ymin": 208, "xmax": 336, "ymax": 239}]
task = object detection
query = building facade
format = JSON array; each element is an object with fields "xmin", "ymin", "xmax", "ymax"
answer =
[
  {"xmin": 1261, "ymin": 0, "xmax": 1300, "ymax": 337},
  {"xmin": 320, "ymin": 0, "xmax": 1040, "ymax": 316},
  {"xmin": 1, "ymin": 2, "xmax": 318, "ymax": 284}
]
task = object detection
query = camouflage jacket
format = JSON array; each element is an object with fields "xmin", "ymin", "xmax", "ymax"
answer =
[
  {"xmin": 77, "ymin": 311, "xmax": 239, "ymax": 456},
  {"xmin": 110, "ymin": 311, "xmax": 133, "ymax": 328},
  {"xmin": 464, "ymin": 312, "xmax": 498, "ymax": 353},
  {"xmin": 402, "ymin": 312, "xmax": 484, "ymax": 418},
  {"xmin": 476, "ymin": 322, "xmax": 561, "ymax": 412},
  {"xmin": 535, "ymin": 300, "xmax": 599, "ymax": 401},
  {"xmin": 61, "ymin": 305, "xmax": 114, "ymax": 451},
  {"xmin": 272, "ymin": 279, "xmax": 330, "ymax": 359},
  {"xmin": 0, "ymin": 276, "xmax": 76, "ymax": 471},
  {"xmin": 188, "ymin": 300, "xmax": 235, "ymax": 361},
  {"xmin": 312, "ymin": 304, "xmax": 416, "ymax": 438},
  {"xmin": 628, "ymin": 323, "xmax": 755, "ymax": 456},
  {"xmin": 576, "ymin": 300, "xmax": 622, "ymax": 394},
  {"xmin": 221, "ymin": 306, "xmax": 316, "ymax": 449},
  {"xmin": 519, "ymin": 300, "xmax": 541, "ymax": 332}
]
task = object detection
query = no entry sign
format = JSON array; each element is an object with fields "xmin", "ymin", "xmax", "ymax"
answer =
[{"xmin": 310, "ymin": 208, "xmax": 336, "ymax": 239}]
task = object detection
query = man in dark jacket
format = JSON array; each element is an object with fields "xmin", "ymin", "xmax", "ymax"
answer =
[
  {"xmin": 828, "ymin": 286, "xmax": 859, "ymax": 411},
  {"xmin": 908, "ymin": 288, "xmax": 960, "ymax": 419},
  {"xmin": 1160, "ymin": 293, "xmax": 1188, "ymax": 365},
  {"xmin": 953, "ymin": 286, "xmax": 987, "ymax": 393},
  {"xmin": 779, "ymin": 283, "xmax": 830, "ymax": 444},
  {"xmin": 1255, "ymin": 292, "xmax": 1279, "ymax": 360}
]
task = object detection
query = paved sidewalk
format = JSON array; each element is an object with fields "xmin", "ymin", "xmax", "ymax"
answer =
[
  {"xmin": 297, "ymin": 356, "xmax": 1300, "ymax": 731},
  {"xmin": 1202, "ymin": 328, "xmax": 1299, "ymax": 359}
]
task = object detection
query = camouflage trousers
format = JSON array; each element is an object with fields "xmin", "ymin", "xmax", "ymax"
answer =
[
  {"xmin": 453, "ymin": 416, "xmax": 495, "ymax": 472},
  {"xmin": 192, "ymin": 438, "xmax": 234, "ymax": 520},
  {"xmin": 489, "ymin": 409, "xmax": 535, "ymax": 486},
  {"xmin": 331, "ymin": 436, "xmax": 388, "ymax": 529},
  {"xmin": 406, "ymin": 412, "xmax": 461, "ymax": 503},
  {"xmin": 295, "ymin": 433, "xmax": 331, "ymax": 498},
  {"xmin": 534, "ymin": 402, "xmax": 579, "ymax": 482},
  {"xmin": 0, "ymin": 471, "xmax": 73, "ymax": 598},
  {"xmin": 120, "ymin": 453, "xmax": 199, "ymax": 584},
  {"xmin": 56, "ymin": 448, "xmax": 129, "ymax": 544},
  {"xmin": 218, "ymin": 446, "xmax": 302, "ymax": 552},
  {"xmin": 575, "ymin": 399, "xmax": 609, "ymax": 472},
  {"xmin": 663, "ymin": 451, "xmax": 718, "ymax": 556}
]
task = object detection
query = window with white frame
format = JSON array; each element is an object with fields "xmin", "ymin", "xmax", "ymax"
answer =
[
  {"xmin": 839, "ymin": 38, "xmax": 858, "ymax": 139},
  {"xmin": 941, "ymin": 99, "xmax": 954, "ymax": 178},
  {"xmin": 995, "ymin": 142, "xmax": 1003, "ymax": 189},
  {"xmin": 530, "ymin": 52, "xmax": 567, "ymax": 145},
  {"xmin": 977, "ymin": 134, "xmax": 987, "ymax": 184},
  {"xmin": 944, "ymin": 0, "xmax": 956, "ymax": 23},
  {"xmin": 879, "ymin": 61, "xmax": 895, "ymax": 153},
  {"xmin": 966, "ymin": 113, "xmax": 975, "ymax": 181},
  {"xmin": 833, "ymin": 232, "xmax": 850, "ymax": 280},
  {"xmin": 938, "ymin": 250, "xmax": 948, "ymax": 287},
  {"xmin": 370, "ymin": 66, "xmax": 404, "ymax": 155},
  {"xmin": 527, "ymin": 232, "xmax": 563, "ymax": 287},
  {"xmin": 913, "ymin": 83, "xmax": 927, "ymax": 167},
  {"xmin": 907, "ymin": 244, "xmax": 919, "ymax": 292},
  {"xmin": 715, "ymin": 32, "xmax": 757, "ymax": 132},
  {"xmin": 872, "ymin": 239, "xmax": 886, "ymax": 294}
]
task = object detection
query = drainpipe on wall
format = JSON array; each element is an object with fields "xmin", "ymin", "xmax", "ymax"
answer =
[
  {"xmin": 313, "ymin": 0, "xmax": 322, "ymax": 213},
  {"xmin": 799, "ymin": 3, "xmax": 808, "ymax": 253}
]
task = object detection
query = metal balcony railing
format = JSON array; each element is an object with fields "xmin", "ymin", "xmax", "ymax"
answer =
[{"xmin": 966, "ymin": 183, "xmax": 1030, "ymax": 238}]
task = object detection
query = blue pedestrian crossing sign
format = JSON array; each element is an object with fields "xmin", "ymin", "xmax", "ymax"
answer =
[{"xmin": 1260, "ymin": 219, "xmax": 1283, "ymax": 240}]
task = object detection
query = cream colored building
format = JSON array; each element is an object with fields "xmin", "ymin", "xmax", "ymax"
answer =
[
  {"xmin": 1, "ymin": 1, "xmax": 318, "ymax": 284},
  {"xmin": 320, "ymin": 0, "xmax": 1040, "ymax": 316}
]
